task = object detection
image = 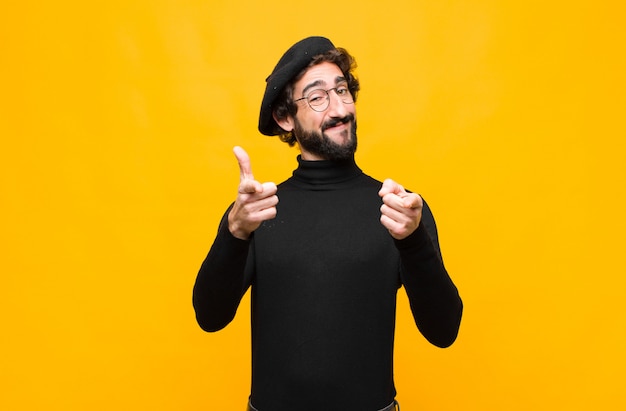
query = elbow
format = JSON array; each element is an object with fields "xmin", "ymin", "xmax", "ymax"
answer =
[
  {"xmin": 194, "ymin": 307, "xmax": 235, "ymax": 332},
  {"xmin": 192, "ymin": 295, "xmax": 236, "ymax": 333},
  {"xmin": 434, "ymin": 298, "xmax": 463, "ymax": 348},
  {"xmin": 418, "ymin": 297, "xmax": 463, "ymax": 348},
  {"xmin": 196, "ymin": 316, "xmax": 229, "ymax": 333},
  {"xmin": 428, "ymin": 326, "xmax": 460, "ymax": 348}
]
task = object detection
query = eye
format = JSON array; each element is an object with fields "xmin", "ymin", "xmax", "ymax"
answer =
[
  {"xmin": 336, "ymin": 87, "xmax": 349, "ymax": 96},
  {"xmin": 307, "ymin": 90, "xmax": 327, "ymax": 105}
]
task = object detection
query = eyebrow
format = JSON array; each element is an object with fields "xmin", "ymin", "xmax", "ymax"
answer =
[{"xmin": 301, "ymin": 75, "xmax": 347, "ymax": 96}]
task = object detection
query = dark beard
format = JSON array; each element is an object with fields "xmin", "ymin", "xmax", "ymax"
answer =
[{"xmin": 294, "ymin": 114, "xmax": 357, "ymax": 161}]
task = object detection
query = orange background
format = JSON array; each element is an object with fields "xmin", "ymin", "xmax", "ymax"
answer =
[{"xmin": 2, "ymin": 1, "xmax": 625, "ymax": 410}]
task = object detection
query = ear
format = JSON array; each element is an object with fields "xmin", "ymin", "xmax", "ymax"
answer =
[{"xmin": 273, "ymin": 111, "xmax": 294, "ymax": 133}]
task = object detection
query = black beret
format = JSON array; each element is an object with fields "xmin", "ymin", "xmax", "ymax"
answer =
[{"xmin": 258, "ymin": 36, "xmax": 336, "ymax": 136}]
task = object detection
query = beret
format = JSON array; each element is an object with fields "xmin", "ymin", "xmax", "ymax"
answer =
[{"xmin": 258, "ymin": 36, "xmax": 336, "ymax": 136}]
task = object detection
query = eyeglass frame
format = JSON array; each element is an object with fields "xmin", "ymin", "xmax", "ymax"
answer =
[{"xmin": 293, "ymin": 84, "xmax": 354, "ymax": 112}]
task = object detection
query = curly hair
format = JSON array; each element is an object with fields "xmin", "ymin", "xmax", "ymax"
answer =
[{"xmin": 272, "ymin": 48, "xmax": 360, "ymax": 146}]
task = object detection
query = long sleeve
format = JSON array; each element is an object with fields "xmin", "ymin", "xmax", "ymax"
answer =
[
  {"xmin": 192, "ymin": 210, "xmax": 252, "ymax": 332},
  {"xmin": 396, "ymin": 201, "xmax": 463, "ymax": 348}
]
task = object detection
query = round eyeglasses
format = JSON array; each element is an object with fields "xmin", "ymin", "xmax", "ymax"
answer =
[{"xmin": 294, "ymin": 85, "xmax": 354, "ymax": 112}]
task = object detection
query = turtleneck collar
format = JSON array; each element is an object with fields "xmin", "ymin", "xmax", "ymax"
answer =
[{"xmin": 289, "ymin": 155, "xmax": 363, "ymax": 189}]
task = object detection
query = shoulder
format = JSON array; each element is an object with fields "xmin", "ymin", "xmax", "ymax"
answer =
[{"xmin": 360, "ymin": 172, "xmax": 383, "ymax": 186}]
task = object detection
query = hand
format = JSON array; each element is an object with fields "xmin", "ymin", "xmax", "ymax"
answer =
[
  {"xmin": 378, "ymin": 178, "xmax": 423, "ymax": 240},
  {"xmin": 227, "ymin": 146, "xmax": 278, "ymax": 240}
]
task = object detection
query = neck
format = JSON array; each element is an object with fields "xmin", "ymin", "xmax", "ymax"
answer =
[{"xmin": 290, "ymin": 154, "xmax": 361, "ymax": 190}]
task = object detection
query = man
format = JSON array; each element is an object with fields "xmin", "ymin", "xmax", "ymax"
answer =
[{"xmin": 193, "ymin": 36, "xmax": 463, "ymax": 411}]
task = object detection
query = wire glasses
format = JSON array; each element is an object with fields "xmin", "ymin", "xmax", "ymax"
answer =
[{"xmin": 294, "ymin": 85, "xmax": 354, "ymax": 112}]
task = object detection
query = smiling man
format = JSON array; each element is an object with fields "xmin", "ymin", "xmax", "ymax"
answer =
[{"xmin": 193, "ymin": 36, "xmax": 463, "ymax": 411}]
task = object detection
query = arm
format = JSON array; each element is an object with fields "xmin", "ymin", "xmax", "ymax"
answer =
[
  {"xmin": 192, "ymin": 209, "xmax": 252, "ymax": 332},
  {"xmin": 395, "ymin": 201, "xmax": 463, "ymax": 348},
  {"xmin": 193, "ymin": 146, "xmax": 277, "ymax": 332},
  {"xmin": 379, "ymin": 179, "xmax": 462, "ymax": 347}
]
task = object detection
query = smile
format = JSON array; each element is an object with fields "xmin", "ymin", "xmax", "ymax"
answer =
[{"xmin": 322, "ymin": 115, "xmax": 353, "ymax": 132}]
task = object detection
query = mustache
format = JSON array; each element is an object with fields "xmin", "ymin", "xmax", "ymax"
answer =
[{"xmin": 322, "ymin": 113, "xmax": 355, "ymax": 131}]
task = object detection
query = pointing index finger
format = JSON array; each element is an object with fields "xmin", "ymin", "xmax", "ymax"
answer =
[{"xmin": 233, "ymin": 146, "xmax": 254, "ymax": 181}]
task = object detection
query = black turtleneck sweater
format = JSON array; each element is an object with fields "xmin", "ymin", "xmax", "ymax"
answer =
[{"xmin": 193, "ymin": 156, "xmax": 462, "ymax": 411}]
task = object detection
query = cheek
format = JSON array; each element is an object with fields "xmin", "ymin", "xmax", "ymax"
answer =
[{"xmin": 298, "ymin": 112, "xmax": 325, "ymax": 130}]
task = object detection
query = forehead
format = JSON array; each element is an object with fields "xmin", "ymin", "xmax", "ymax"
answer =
[{"xmin": 294, "ymin": 62, "xmax": 345, "ymax": 93}]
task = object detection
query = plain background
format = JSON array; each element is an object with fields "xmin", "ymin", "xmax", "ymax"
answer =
[{"xmin": 2, "ymin": 1, "xmax": 625, "ymax": 410}]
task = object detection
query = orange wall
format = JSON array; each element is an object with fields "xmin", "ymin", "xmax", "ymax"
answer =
[{"xmin": 1, "ymin": 1, "xmax": 625, "ymax": 410}]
